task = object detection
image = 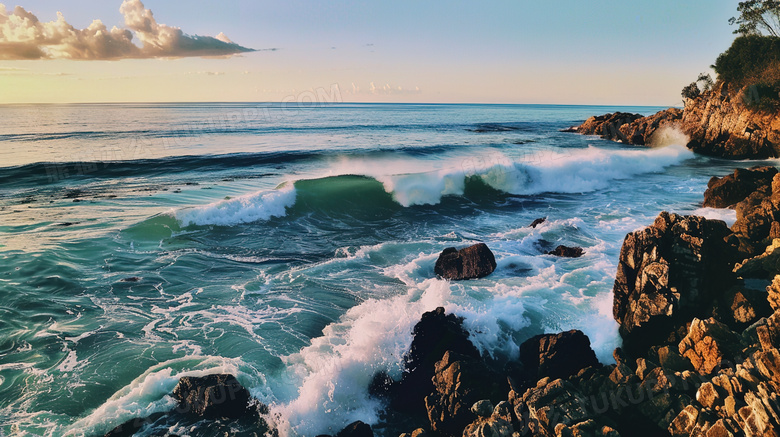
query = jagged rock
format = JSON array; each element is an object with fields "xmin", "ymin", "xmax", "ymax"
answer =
[
  {"xmin": 425, "ymin": 350, "xmax": 505, "ymax": 436},
  {"xmin": 619, "ymin": 108, "xmax": 685, "ymax": 146},
  {"xmin": 383, "ymin": 307, "xmax": 480, "ymax": 415},
  {"xmin": 463, "ymin": 401, "xmax": 514, "ymax": 437},
  {"xmin": 657, "ymin": 346, "xmax": 693, "ymax": 373},
  {"xmin": 719, "ymin": 286, "xmax": 773, "ymax": 328},
  {"xmin": 548, "ymin": 245, "xmax": 584, "ymax": 258},
  {"xmin": 171, "ymin": 374, "xmax": 253, "ymax": 419},
  {"xmin": 518, "ymin": 330, "xmax": 601, "ymax": 385},
  {"xmin": 683, "ymin": 82, "xmax": 780, "ymax": 159},
  {"xmin": 678, "ymin": 318, "xmax": 744, "ymax": 375},
  {"xmin": 613, "ymin": 212, "xmax": 736, "ymax": 356},
  {"xmin": 336, "ymin": 421, "xmax": 374, "ymax": 437},
  {"xmin": 571, "ymin": 112, "xmax": 645, "ymax": 143},
  {"xmin": 434, "ymin": 243, "xmax": 497, "ymax": 280},
  {"xmin": 734, "ymin": 239, "xmax": 780, "ymax": 278},
  {"xmin": 668, "ymin": 405, "xmax": 700, "ymax": 437},
  {"xmin": 731, "ymin": 186, "xmax": 779, "ymax": 258},
  {"xmin": 703, "ymin": 166, "xmax": 778, "ymax": 209}
]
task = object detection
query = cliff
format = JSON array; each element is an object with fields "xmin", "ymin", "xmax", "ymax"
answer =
[{"xmin": 570, "ymin": 82, "xmax": 780, "ymax": 160}]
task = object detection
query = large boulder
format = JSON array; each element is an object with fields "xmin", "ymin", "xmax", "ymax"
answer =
[
  {"xmin": 518, "ymin": 330, "xmax": 601, "ymax": 385},
  {"xmin": 335, "ymin": 421, "xmax": 374, "ymax": 437},
  {"xmin": 547, "ymin": 245, "xmax": 584, "ymax": 258},
  {"xmin": 172, "ymin": 374, "xmax": 253, "ymax": 419},
  {"xmin": 434, "ymin": 243, "xmax": 497, "ymax": 280},
  {"xmin": 570, "ymin": 112, "xmax": 645, "ymax": 143},
  {"xmin": 703, "ymin": 166, "xmax": 777, "ymax": 209},
  {"xmin": 613, "ymin": 212, "xmax": 737, "ymax": 356}
]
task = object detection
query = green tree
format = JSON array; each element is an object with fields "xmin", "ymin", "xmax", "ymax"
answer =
[{"xmin": 729, "ymin": 0, "xmax": 780, "ymax": 37}]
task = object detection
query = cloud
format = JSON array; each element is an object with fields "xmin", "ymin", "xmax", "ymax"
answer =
[{"xmin": 0, "ymin": 0, "xmax": 254, "ymax": 60}]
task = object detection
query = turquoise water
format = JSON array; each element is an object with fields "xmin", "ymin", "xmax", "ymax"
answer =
[{"xmin": 0, "ymin": 103, "xmax": 753, "ymax": 436}]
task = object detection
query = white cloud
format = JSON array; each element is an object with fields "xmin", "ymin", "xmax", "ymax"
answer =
[{"xmin": 0, "ymin": 0, "xmax": 253, "ymax": 60}]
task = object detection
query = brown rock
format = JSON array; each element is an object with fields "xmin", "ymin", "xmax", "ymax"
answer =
[
  {"xmin": 668, "ymin": 404, "xmax": 699, "ymax": 437},
  {"xmin": 702, "ymin": 166, "xmax": 778, "ymax": 208},
  {"xmin": 678, "ymin": 318, "xmax": 744, "ymax": 375},
  {"xmin": 434, "ymin": 243, "xmax": 497, "ymax": 280},
  {"xmin": 518, "ymin": 330, "xmax": 601, "ymax": 384},
  {"xmin": 572, "ymin": 112, "xmax": 645, "ymax": 143},
  {"xmin": 171, "ymin": 374, "xmax": 254, "ymax": 419},
  {"xmin": 335, "ymin": 421, "xmax": 374, "ymax": 437},
  {"xmin": 612, "ymin": 212, "xmax": 736, "ymax": 355},
  {"xmin": 734, "ymin": 239, "xmax": 780, "ymax": 278},
  {"xmin": 768, "ymin": 275, "xmax": 780, "ymax": 312}
]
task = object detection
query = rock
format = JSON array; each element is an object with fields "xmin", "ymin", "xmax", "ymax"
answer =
[
  {"xmin": 434, "ymin": 243, "xmax": 497, "ymax": 280},
  {"xmin": 719, "ymin": 286, "xmax": 772, "ymax": 328},
  {"xmin": 734, "ymin": 239, "xmax": 780, "ymax": 278},
  {"xmin": 471, "ymin": 400, "xmax": 494, "ymax": 418},
  {"xmin": 463, "ymin": 401, "xmax": 514, "ymax": 437},
  {"xmin": 612, "ymin": 212, "xmax": 736, "ymax": 355},
  {"xmin": 682, "ymin": 82, "xmax": 780, "ymax": 159},
  {"xmin": 678, "ymin": 318, "xmax": 744, "ymax": 375},
  {"xmin": 668, "ymin": 405, "xmax": 700, "ymax": 437},
  {"xmin": 425, "ymin": 350, "xmax": 505, "ymax": 436},
  {"xmin": 171, "ymin": 374, "xmax": 253, "ymax": 419},
  {"xmin": 703, "ymin": 166, "xmax": 778, "ymax": 208},
  {"xmin": 548, "ymin": 245, "xmax": 584, "ymax": 258},
  {"xmin": 618, "ymin": 107, "xmax": 684, "ymax": 146},
  {"xmin": 530, "ymin": 217, "xmax": 547, "ymax": 228},
  {"xmin": 104, "ymin": 414, "xmax": 163, "ymax": 437},
  {"xmin": 336, "ymin": 421, "xmax": 374, "ymax": 437},
  {"xmin": 768, "ymin": 275, "xmax": 780, "ymax": 312},
  {"xmin": 518, "ymin": 330, "xmax": 601, "ymax": 385},
  {"xmin": 731, "ymin": 189, "xmax": 780, "ymax": 258},
  {"xmin": 572, "ymin": 112, "xmax": 645, "ymax": 143},
  {"xmin": 388, "ymin": 307, "xmax": 480, "ymax": 414}
]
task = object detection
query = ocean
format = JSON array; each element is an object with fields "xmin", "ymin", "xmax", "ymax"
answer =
[{"xmin": 0, "ymin": 103, "xmax": 750, "ymax": 436}]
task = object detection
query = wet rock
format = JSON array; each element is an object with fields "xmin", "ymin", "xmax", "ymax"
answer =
[
  {"xmin": 463, "ymin": 401, "xmax": 514, "ymax": 437},
  {"xmin": 172, "ymin": 374, "xmax": 253, "ymax": 419},
  {"xmin": 434, "ymin": 243, "xmax": 497, "ymax": 280},
  {"xmin": 613, "ymin": 212, "xmax": 736, "ymax": 356},
  {"xmin": 386, "ymin": 307, "xmax": 480, "ymax": 414},
  {"xmin": 336, "ymin": 420, "xmax": 374, "ymax": 437},
  {"xmin": 530, "ymin": 217, "xmax": 547, "ymax": 228},
  {"xmin": 678, "ymin": 318, "xmax": 744, "ymax": 375},
  {"xmin": 702, "ymin": 166, "xmax": 778, "ymax": 209},
  {"xmin": 471, "ymin": 400, "xmax": 494, "ymax": 418},
  {"xmin": 518, "ymin": 330, "xmax": 601, "ymax": 384},
  {"xmin": 548, "ymin": 245, "xmax": 584, "ymax": 258}
]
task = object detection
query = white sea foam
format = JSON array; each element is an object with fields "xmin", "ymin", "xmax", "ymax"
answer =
[
  {"xmin": 177, "ymin": 183, "xmax": 296, "ymax": 226},
  {"xmin": 648, "ymin": 125, "xmax": 690, "ymax": 148}
]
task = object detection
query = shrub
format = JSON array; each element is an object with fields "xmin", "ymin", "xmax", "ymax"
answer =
[
  {"xmin": 682, "ymin": 82, "xmax": 701, "ymax": 100},
  {"xmin": 713, "ymin": 35, "xmax": 780, "ymax": 86}
]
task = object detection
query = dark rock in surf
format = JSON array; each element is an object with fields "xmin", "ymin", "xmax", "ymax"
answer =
[
  {"xmin": 434, "ymin": 243, "xmax": 496, "ymax": 280},
  {"xmin": 702, "ymin": 166, "xmax": 777, "ymax": 208},
  {"xmin": 529, "ymin": 217, "xmax": 547, "ymax": 228},
  {"xmin": 172, "ymin": 374, "xmax": 253, "ymax": 419},
  {"xmin": 547, "ymin": 245, "xmax": 584, "ymax": 258},
  {"xmin": 387, "ymin": 307, "xmax": 481, "ymax": 415}
]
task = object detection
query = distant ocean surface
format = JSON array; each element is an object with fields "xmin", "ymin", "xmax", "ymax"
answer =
[{"xmin": 0, "ymin": 103, "xmax": 749, "ymax": 436}]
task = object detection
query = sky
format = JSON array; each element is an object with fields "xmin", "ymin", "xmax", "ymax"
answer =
[{"xmin": 0, "ymin": 0, "xmax": 741, "ymax": 105}]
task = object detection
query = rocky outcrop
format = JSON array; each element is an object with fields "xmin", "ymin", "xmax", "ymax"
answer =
[
  {"xmin": 683, "ymin": 82, "xmax": 780, "ymax": 159},
  {"xmin": 567, "ymin": 82, "xmax": 780, "ymax": 160},
  {"xmin": 567, "ymin": 109, "xmax": 682, "ymax": 146},
  {"xmin": 612, "ymin": 211, "xmax": 736, "ymax": 355},
  {"xmin": 434, "ymin": 243, "xmax": 497, "ymax": 280},
  {"xmin": 702, "ymin": 166, "xmax": 777, "ymax": 208},
  {"xmin": 547, "ymin": 245, "xmax": 584, "ymax": 258},
  {"xmin": 334, "ymin": 420, "xmax": 374, "ymax": 437},
  {"xmin": 728, "ymin": 171, "xmax": 780, "ymax": 259}
]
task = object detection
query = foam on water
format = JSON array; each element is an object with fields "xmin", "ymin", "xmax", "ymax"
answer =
[{"xmin": 177, "ymin": 183, "xmax": 296, "ymax": 226}]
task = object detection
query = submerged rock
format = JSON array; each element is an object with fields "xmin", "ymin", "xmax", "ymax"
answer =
[
  {"xmin": 434, "ymin": 243, "xmax": 497, "ymax": 280},
  {"xmin": 335, "ymin": 420, "xmax": 374, "ymax": 437},
  {"xmin": 529, "ymin": 217, "xmax": 547, "ymax": 228}
]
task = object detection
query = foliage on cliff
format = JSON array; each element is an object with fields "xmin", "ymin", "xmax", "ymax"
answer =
[{"xmin": 713, "ymin": 35, "xmax": 780, "ymax": 109}]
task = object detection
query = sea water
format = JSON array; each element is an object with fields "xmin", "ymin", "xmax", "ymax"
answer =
[{"xmin": 0, "ymin": 103, "xmax": 754, "ymax": 436}]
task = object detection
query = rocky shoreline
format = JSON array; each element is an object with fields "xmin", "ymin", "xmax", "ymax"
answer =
[
  {"xmin": 105, "ymin": 166, "xmax": 780, "ymax": 436},
  {"xmin": 566, "ymin": 82, "xmax": 780, "ymax": 160}
]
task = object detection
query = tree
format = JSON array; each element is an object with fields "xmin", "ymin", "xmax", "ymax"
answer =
[
  {"xmin": 729, "ymin": 0, "xmax": 780, "ymax": 37},
  {"xmin": 681, "ymin": 73, "xmax": 714, "ymax": 100}
]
